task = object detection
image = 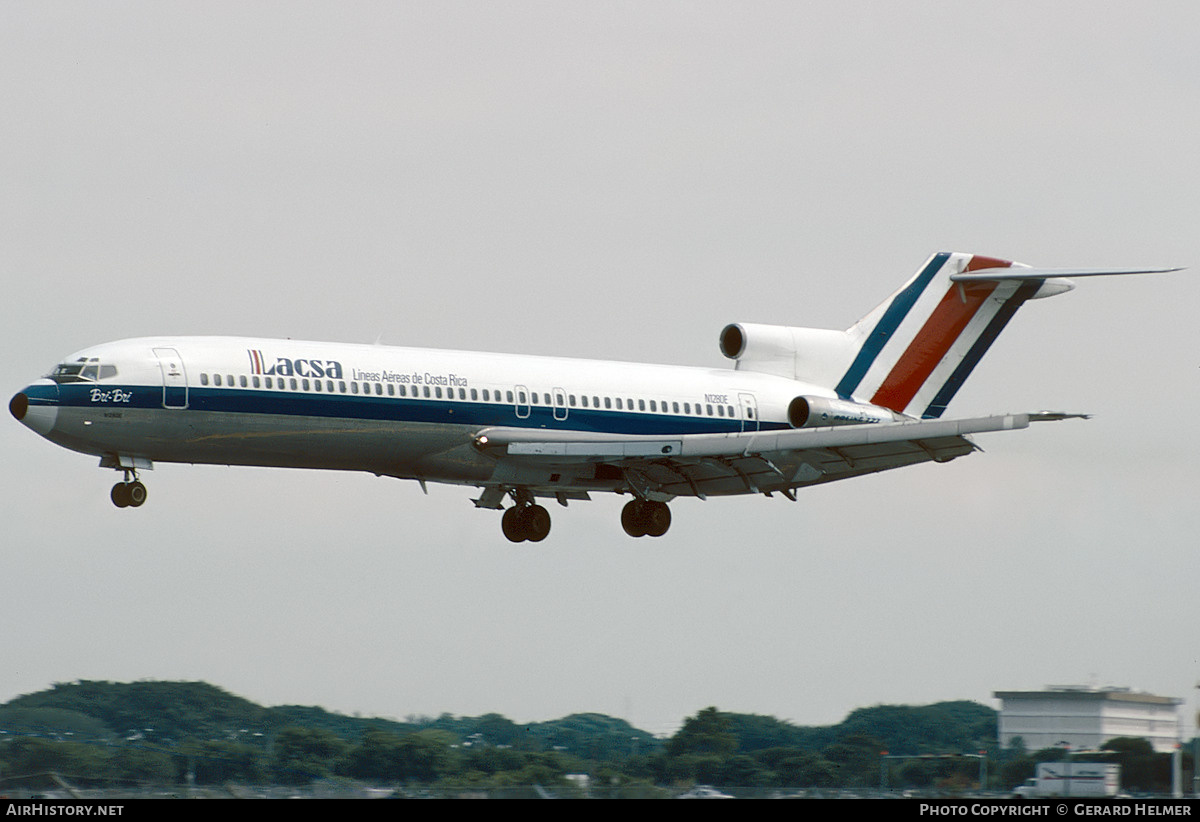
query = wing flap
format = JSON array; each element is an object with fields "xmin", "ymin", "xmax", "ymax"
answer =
[
  {"xmin": 478, "ymin": 413, "xmax": 1037, "ymax": 461},
  {"xmin": 473, "ymin": 412, "xmax": 1080, "ymax": 499}
]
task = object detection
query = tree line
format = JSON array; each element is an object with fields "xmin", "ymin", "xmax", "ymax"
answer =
[{"xmin": 0, "ymin": 681, "xmax": 1187, "ymax": 795}]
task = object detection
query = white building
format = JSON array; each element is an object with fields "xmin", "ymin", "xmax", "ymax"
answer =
[{"xmin": 994, "ymin": 686, "xmax": 1182, "ymax": 754}]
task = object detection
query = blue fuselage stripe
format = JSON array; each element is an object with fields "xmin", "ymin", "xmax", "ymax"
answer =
[{"xmin": 53, "ymin": 384, "xmax": 784, "ymax": 437}]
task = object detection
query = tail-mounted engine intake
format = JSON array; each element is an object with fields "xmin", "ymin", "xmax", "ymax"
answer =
[
  {"xmin": 788, "ymin": 396, "xmax": 900, "ymax": 429},
  {"xmin": 719, "ymin": 322, "xmax": 856, "ymax": 385}
]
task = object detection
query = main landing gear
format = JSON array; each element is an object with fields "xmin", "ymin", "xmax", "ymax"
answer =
[
  {"xmin": 621, "ymin": 499, "xmax": 671, "ymax": 538},
  {"xmin": 495, "ymin": 491, "xmax": 673, "ymax": 542},
  {"xmin": 111, "ymin": 469, "xmax": 147, "ymax": 509},
  {"xmin": 501, "ymin": 502, "xmax": 551, "ymax": 543}
]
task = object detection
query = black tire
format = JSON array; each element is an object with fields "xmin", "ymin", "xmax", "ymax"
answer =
[
  {"xmin": 621, "ymin": 500, "xmax": 648, "ymax": 537},
  {"xmin": 127, "ymin": 481, "xmax": 148, "ymax": 507},
  {"xmin": 111, "ymin": 483, "xmax": 131, "ymax": 508},
  {"xmin": 523, "ymin": 504, "xmax": 551, "ymax": 543},
  {"xmin": 501, "ymin": 506, "xmax": 527, "ymax": 542},
  {"xmin": 644, "ymin": 501, "xmax": 671, "ymax": 537}
]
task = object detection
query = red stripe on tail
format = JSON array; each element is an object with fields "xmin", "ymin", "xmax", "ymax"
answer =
[
  {"xmin": 870, "ymin": 255, "xmax": 1012, "ymax": 412},
  {"xmin": 870, "ymin": 282, "xmax": 999, "ymax": 413}
]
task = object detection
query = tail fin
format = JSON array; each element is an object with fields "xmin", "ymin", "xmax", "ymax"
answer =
[{"xmin": 834, "ymin": 252, "xmax": 1176, "ymax": 419}]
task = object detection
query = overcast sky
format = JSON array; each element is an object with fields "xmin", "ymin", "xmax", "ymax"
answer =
[{"xmin": 3, "ymin": 2, "xmax": 1198, "ymax": 738}]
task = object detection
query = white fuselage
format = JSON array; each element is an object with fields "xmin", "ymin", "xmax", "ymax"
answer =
[{"xmin": 19, "ymin": 336, "xmax": 834, "ymax": 493}]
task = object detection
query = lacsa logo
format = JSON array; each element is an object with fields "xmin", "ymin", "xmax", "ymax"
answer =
[{"xmin": 247, "ymin": 350, "xmax": 344, "ymax": 379}]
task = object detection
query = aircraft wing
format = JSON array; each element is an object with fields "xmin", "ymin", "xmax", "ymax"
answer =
[{"xmin": 472, "ymin": 413, "xmax": 1084, "ymax": 502}]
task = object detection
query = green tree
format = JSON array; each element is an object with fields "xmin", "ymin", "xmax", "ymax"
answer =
[
  {"xmin": 668, "ymin": 707, "xmax": 737, "ymax": 757},
  {"xmin": 271, "ymin": 726, "xmax": 349, "ymax": 783}
]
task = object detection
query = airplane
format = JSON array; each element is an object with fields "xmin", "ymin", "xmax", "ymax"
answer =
[{"xmin": 10, "ymin": 251, "xmax": 1175, "ymax": 542}]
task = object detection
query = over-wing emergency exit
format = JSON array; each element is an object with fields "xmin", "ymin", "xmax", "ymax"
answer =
[{"xmin": 10, "ymin": 252, "xmax": 1175, "ymax": 541}]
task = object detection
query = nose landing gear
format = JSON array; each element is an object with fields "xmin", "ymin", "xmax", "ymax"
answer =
[{"xmin": 111, "ymin": 469, "xmax": 148, "ymax": 509}]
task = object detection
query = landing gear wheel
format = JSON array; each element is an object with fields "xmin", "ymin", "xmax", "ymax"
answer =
[
  {"xmin": 622, "ymin": 499, "xmax": 671, "ymax": 538},
  {"xmin": 502, "ymin": 506, "xmax": 527, "ymax": 542},
  {"xmin": 521, "ymin": 504, "xmax": 551, "ymax": 543},
  {"xmin": 643, "ymin": 501, "xmax": 671, "ymax": 537},
  {"xmin": 111, "ymin": 481, "xmax": 148, "ymax": 509},
  {"xmin": 126, "ymin": 481, "xmax": 148, "ymax": 507},
  {"xmin": 501, "ymin": 503, "xmax": 553, "ymax": 543},
  {"xmin": 111, "ymin": 482, "xmax": 131, "ymax": 508},
  {"xmin": 621, "ymin": 500, "xmax": 649, "ymax": 537}
]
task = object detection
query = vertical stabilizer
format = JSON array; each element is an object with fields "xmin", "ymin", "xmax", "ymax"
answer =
[{"xmin": 835, "ymin": 252, "xmax": 1050, "ymax": 418}]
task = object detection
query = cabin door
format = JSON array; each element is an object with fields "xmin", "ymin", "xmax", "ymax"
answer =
[
  {"xmin": 513, "ymin": 384, "xmax": 531, "ymax": 419},
  {"xmin": 738, "ymin": 392, "xmax": 759, "ymax": 433},
  {"xmin": 153, "ymin": 348, "xmax": 189, "ymax": 409}
]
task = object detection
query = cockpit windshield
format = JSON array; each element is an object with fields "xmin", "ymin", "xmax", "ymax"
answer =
[{"xmin": 48, "ymin": 357, "xmax": 118, "ymax": 383}]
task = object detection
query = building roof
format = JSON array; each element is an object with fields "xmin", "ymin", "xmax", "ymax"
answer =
[{"xmin": 993, "ymin": 689, "xmax": 1182, "ymax": 707}]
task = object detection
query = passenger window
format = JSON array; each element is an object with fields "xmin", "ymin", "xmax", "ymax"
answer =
[
  {"xmin": 314, "ymin": 379, "xmax": 322, "ymax": 392},
  {"xmin": 376, "ymin": 383, "xmax": 383, "ymax": 395},
  {"xmin": 435, "ymin": 387, "xmax": 442, "ymax": 398},
  {"xmin": 615, "ymin": 398, "xmax": 623, "ymax": 410},
  {"xmin": 290, "ymin": 378, "xmax": 298, "ymax": 390},
  {"xmin": 423, "ymin": 386, "xmax": 431, "ymax": 398},
  {"xmin": 471, "ymin": 388, "xmax": 478, "ymax": 401},
  {"xmin": 717, "ymin": 405, "xmax": 724, "ymax": 417},
  {"xmin": 581, "ymin": 396, "xmax": 589, "ymax": 408},
  {"xmin": 387, "ymin": 384, "xmax": 394, "ymax": 396},
  {"xmin": 683, "ymin": 402, "xmax": 690, "ymax": 413},
  {"xmin": 638, "ymin": 399, "xmax": 646, "ymax": 411},
  {"xmin": 240, "ymin": 375, "xmax": 247, "ymax": 388},
  {"xmin": 727, "ymin": 405, "xmax": 735, "ymax": 417},
  {"xmin": 252, "ymin": 376, "xmax": 260, "ymax": 388},
  {"xmin": 531, "ymin": 393, "xmax": 538, "ymax": 405},
  {"xmin": 508, "ymin": 390, "xmax": 515, "ymax": 403},
  {"xmin": 605, "ymin": 397, "xmax": 612, "ymax": 409},
  {"xmin": 338, "ymin": 381, "xmax": 346, "ymax": 393},
  {"xmin": 706, "ymin": 404, "xmax": 713, "ymax": 415},
  {"xmin": 351, "ymin": 382, "xmax": 358, "ymax": 394},
  {"xmin": 302, "ymin": 378, "xmax": 310, "ymax": 391},
  {"xmin": 200, "ymin": 373, "xmax": 209, "ymax": 386},
  {"xmin": 227, "ymin": 375, "xmax": 234, "ymax": 386}
]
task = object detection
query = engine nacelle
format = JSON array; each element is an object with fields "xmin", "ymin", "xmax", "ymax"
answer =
[
  {"xmin": 719, "ymin": 322, "xmax": 856, "ymax": 385},
  {"xmin": 787, "ymin": 395, "xmax": 901, "ymax": 429}
]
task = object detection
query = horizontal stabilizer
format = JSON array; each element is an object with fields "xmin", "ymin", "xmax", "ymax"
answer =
[{"xmin": 951, "ymin": 266, "xmax": 1181, "ymax": 283}]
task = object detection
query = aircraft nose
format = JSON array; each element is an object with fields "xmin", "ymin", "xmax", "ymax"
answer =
[
  {"xmin": 11, "ymin": 381, "xmax": 59, "ymax": 436},
  {"xmin": 9, "ymin": 391, "xmax": 28, "ymax": 420}
]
